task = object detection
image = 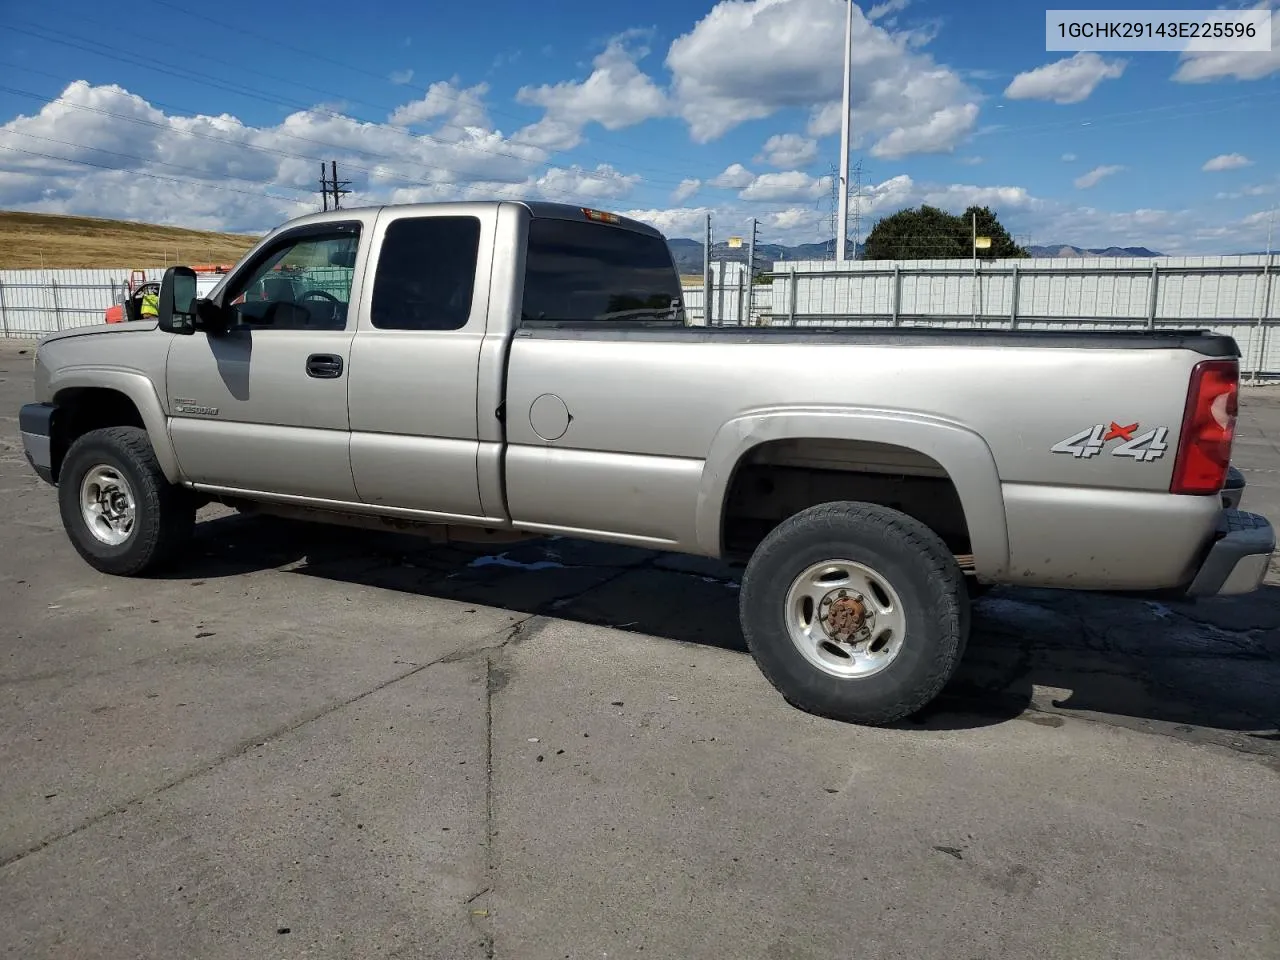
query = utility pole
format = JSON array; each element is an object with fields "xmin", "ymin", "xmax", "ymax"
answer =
[
  {"xmin": 835, "ymin": 0, "xmax": 853, "ymax": 262},
  {"xmin": 319, "ymin": 160, "xmax": 351, "ymax": 211},
  {"xmin": 746, "ymin": 217, "xmax": 758, "ymax": 325},
  {"xmin": 703, "ymin": 213, "xmax": 713, "ymax": 327},
  {"xmin": 971, "ymin": 211, "xmax": 979, "ymax": 322}
]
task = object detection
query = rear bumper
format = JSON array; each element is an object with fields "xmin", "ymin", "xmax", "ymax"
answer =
[
  {"xmin": 1185, "ymin": 508, "xmax": 1275, "ymax": 597},
  {"xmin": 19, "ymin": 402, "xmax": 56, "ymax": 485}
]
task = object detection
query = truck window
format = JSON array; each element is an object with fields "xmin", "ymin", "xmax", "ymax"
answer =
[
  {"xmin": 521, "ymin": 218, "xmax": 686, "ymax": 327},
  {"xmin": 371, "ymin": 216, "xmax": 481, "ymax": 331},
  {"xmin": 225, "ymin": 229, "xmax": 360, "ymax": 331}
]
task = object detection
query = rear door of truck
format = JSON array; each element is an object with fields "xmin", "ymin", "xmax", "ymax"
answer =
[{"xmin": 345, "ymin": 203, "xmax": 502, "ymax": 522}]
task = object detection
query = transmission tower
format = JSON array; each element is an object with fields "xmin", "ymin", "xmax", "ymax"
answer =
[
  {"xmin": 822, "ymin": 163, "xmax": 840, "ymax": 261},
  {"xmin": 849, "ymin": 160, "xmax": 864, "ymax": 260}
]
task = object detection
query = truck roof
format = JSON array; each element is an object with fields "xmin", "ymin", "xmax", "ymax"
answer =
[{"xmin": 264, "ymin": 200, "xmax": 665, "ymax": 240}]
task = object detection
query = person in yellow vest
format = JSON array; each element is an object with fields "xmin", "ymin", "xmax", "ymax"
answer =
[{"xmin": 139, "ymin": 288, "xmax": 159, "ymax": 319}]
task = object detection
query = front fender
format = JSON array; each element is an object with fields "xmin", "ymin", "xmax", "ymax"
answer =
[
  {"xmin": 695, "ymin": 406, "xmax": 1010, "ymax": 580},
  {"xmin": 50, "ymin": 368, "xmax": 183, "ymax": 484}
]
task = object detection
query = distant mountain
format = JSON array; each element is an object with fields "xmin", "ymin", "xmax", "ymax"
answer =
[
  {"xmin": 668, "ymin": 237, "xmax": 864, "ymax": 275},
  {"xmin": 1026, "ymin": 244, "xmax": 1165, "ymax": 258},
  {"xmin": 667, "ymin": 236, "xmax": 1168, "ymax": 274}
]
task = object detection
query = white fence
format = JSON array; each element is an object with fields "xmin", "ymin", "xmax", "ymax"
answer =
[
  {"xmin": 0, "ymin": 268, "xmax": 168, "ymax": 336},
  {"xmin": 6, "ymin": 254, "xmax": 1279, "ymax": 374},
  {"xmin": 682, "ymin": 253, "xmax": 1279, "ymax": 377}
]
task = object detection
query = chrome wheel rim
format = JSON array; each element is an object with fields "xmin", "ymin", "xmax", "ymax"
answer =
[
  {"xmin": 79, "ymin": 465, "xmax": 136, "ymax": 546},
  {"xmin": 784, "ymin": 559, "xmax": 907, "ymax": 679}
]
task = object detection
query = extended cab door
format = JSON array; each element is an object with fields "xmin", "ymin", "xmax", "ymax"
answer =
[
  {"xmin": 165, "ymin": 216, "xmax": 373, "ymax": 501},
  {"xmin": 345, "ymin": 204, "xmax": 499, "ymax": 521}
]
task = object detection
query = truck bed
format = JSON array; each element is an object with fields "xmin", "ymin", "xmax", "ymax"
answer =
[{"xmin": 514, "ymin": 324, "xmax": 1240, "ymax": 357}]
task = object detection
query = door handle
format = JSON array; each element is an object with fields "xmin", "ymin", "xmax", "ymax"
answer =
[{"xmin": 306, "ymin": 354, "xmax": 343, "ymax": 379}]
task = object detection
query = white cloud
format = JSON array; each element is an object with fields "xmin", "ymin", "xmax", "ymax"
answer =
[
  {"xmin": 1004, "ymin": 53, "xmax": 1126, "ymax": 104},
  {"xmin": 530, "ymin": 163, "xmax": 641, "ymax": 201},
  {"xmin": 1216, "ymin": 183, "xmax": 1276, "ymax": 200},
  {"xmin": 866, "ymin": 102, "xmax": 979, "ymax": 159},
  {"xmin": 1203, "ymin": 153, "xmax": 1253, "ymax": 171},
  {"xmin": 958, "ymin": 155, "xmax": 984, "ymax": 165},
  {"xmin": 672, "ymin": 178, "xmax": 701, "ymax": 202},
  {"xmin": 756, "ymin": 133, "xmax": 819, "ymax": 168},
  {"xmin": 666, "ymin": 0, "xmax": 979, "ymax": 156},
  {"xmin": 862, "ymin": 173, "xmax": 1037, "ymax": 217},
  {"xmin": 621, "ymin": 206, "xmax": 716, "ymax": 239},
  {"xmin": 739, "ymin": 170, "xmax": 831, "ymax": 202},
  {"xmin": 1061, "ymin": 153, "xmax": 1077, "ymax": 162},
  {"xmin": 867, "ymin": 0, "xmax": 910, "ymax": 21},
  {"xmin": 387, "ymin": 78, "xmax": 492, "ymax": 135},
  {"xmin": 1074, "ymin": 164, "xmax": 1125, "ymax": 189},
  {"xmin": 515, "ymin": 31, "xmax": 668, "ymax": 150},
  {"xmin": 709, "ymin": 163, "xmax": 756, "ymax": 189},
  {"xmin": 1174, "ymin": 5, "xmax": 1280, "ymax": 82},
  {"xmin": 389, "ymin": 69, "xmax": 414, "ymax": 86},
  {"xmin": 0, "ymin": 79, "xmax": 646, "ymax": 233}
]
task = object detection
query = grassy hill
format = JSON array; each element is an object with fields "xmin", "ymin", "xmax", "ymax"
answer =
[{"xmin": 0, "ymin": 211, "xmax": 260, "ymax": 269}]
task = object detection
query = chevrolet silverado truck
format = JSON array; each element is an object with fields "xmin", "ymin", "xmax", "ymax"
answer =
[{"xmin": 17, "ymin": 201, "xmax": 1276, "ymax": 725}]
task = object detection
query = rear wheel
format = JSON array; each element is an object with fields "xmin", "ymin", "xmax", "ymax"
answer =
[
  {"xmin": 739, "ymin": 501, "xmax": 969, "ymax": 725},
  {"xmin": 57, "ymin": 426, "xmax": 195, "ymax": 576}
]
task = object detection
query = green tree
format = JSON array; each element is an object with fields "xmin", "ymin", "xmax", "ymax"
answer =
[{"xmin": 862, "ymin": 204, "xmax": 1028, "ymax": 260}]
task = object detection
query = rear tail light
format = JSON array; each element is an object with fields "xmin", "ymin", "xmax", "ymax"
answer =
[{"xmin": 1170, "ymin": 358, "xmax": 1238, "ymax": 495}]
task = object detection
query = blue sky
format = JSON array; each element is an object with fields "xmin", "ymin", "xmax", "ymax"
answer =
[{"xmin": 0, "ymin": 0, "xmax": 1277, "ymax": 252}]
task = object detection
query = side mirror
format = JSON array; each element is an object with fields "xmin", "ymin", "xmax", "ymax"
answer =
[{"xmin": 158, "ymin": 267, "xmax": 198, "ymax": 335}]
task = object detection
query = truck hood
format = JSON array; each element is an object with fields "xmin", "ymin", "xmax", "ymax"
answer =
[{"xmin": 39, "ymin": 319, "xmax": 159, "ymax": 345}]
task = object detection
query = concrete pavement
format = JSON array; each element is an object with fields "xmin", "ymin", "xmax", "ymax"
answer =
[{"xmin": 1, "ymin": 338, "xmax": 1276, "ymax": 959}]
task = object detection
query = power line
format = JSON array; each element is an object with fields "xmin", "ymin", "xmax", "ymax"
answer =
[
  {"xmin": 0, "ymin": 18, "xmax": 706, "ymax": 188},
  {"xmin": 139, "ymin": 0, "xmax": 716, "ymax": 180},
  {"xmin": 0, "ymin": 84, "xmax": 631, "ymax": 207},
  {"xmin": 0, "ymin": 128, "xmax": 317, "ymax": 198},
  {"xmin": 0, "ymin": 143, "xmax": 313, "ymax": 206}
]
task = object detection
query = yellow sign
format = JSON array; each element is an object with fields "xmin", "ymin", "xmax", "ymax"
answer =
[
  {"xmin": 727, "ymin": 237, "xmax": 743, "ymax": 248},
  {"xmin": 974, "ymin": 236, "xmax": 992, "ymax": 249}
]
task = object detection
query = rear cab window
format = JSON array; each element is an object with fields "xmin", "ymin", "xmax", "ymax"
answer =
[
  {"xmin": 370, "ymin": 216, "xmax": 482, "ymax": 331},
  {"xmin": 520, "ymin": 217, "xmax": 686, "ymax": 328}
]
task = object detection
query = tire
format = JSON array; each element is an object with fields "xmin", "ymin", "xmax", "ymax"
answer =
[
  {"xmin": 57, "ymin": 426, "xmax": 195, "ymax": 576},
  {"xmin": 739, "ymin": 501, "xmax": 970, "ymax": 726}
]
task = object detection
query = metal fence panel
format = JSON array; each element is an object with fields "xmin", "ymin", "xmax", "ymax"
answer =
[{"xmin": 9, "ymin": 256, "xmax": 1280, "ymax": 376}]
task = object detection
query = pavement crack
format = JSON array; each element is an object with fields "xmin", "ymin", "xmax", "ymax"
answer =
[
  {"xmin": 0, "ymin": 624, "xmax": 519, "ymax": 872},
  {"xmin": 482, "ymin": 652, "xmax": 498, "ymax": 960}
]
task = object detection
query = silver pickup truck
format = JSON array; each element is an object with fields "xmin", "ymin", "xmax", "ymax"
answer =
[{"xmin": 17, "ymin": 200, "xmax": 1276, "ymax": 725}]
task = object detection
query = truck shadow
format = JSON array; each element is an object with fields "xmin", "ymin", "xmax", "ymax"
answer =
[{"xmin": 173, "ymin": 512, "xmax": 1280, "ymax": 741}]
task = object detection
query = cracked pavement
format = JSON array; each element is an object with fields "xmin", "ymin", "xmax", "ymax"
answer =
[{"xmin": 1, "ymin": 339, "xmax": 1277, "ymax": 959}]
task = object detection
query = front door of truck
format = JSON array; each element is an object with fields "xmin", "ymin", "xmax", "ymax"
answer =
[{"xmin": 165, "ymin": 218, "xmax": 372, "ymax": 502}]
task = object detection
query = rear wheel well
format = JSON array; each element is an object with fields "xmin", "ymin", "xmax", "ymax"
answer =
[
  {"xmin": 721, "ymin": 438, "xmax": 972, "ymax": 566},
  {"xmin": 51, "ymin": 388, "xmax": 146, "ymax": 481}
]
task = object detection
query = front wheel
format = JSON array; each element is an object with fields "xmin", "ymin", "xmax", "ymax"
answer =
[
  {"xmin": 57, "ymin": 426, "xmax": 195, "ymax": 576},
  {"xmin": 739, "ymin": 501, "xmax": 970, "ymax": 726}
]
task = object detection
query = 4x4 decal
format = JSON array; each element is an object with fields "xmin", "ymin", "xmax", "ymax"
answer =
[{"xmin": 1052, "ymin": 422, "xmax": 1170, "ymax": 462}]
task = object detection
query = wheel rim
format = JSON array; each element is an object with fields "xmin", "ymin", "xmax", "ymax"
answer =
[
  {"xmin": 783, "ymin": 559, "xmax": 907, "ymax": 679},
  {"xmin": 79, "ymin": 464, "xmax": 136, "ymax": 546}
]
